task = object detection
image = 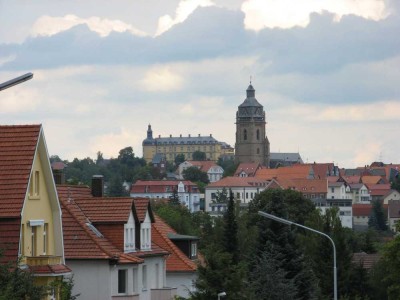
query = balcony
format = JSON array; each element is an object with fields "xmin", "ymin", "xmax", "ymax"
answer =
[
  {"xmin": 151, "ymin": 287, "xmax": 177, "ymax": 300},
  {"xmin": 26, "ymin": 255, "xmax": 62, "ymax": 266}
]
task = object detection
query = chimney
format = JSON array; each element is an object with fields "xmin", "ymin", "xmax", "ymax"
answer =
[
  {"xmin": 180, "ymin": 134, "xmax": 182, "ymax": 138},
  {"xmin": 170, "ymin": 134, "xmax": 172, "ymax": 137},
  {"xmin": 210, "ymin": 134, "xmax": 212, "ymax": 137},
  {"xmin": 188, "ymin": 134, "xmax": 191, "ymax": 138},
  {"xmin": 158, "ymin": 135, "xmax": 161, "ymax": 138},
  {"xmin": 51, "ymin": 162, "xmax": 66, "ymax": 185},
  {"xmin": 198, "ymin": 134, "xmax": 200, "ymax": 137},
  {"xmin": 92, "ymin": 175, "xmax": 104, "ymax": 197}
]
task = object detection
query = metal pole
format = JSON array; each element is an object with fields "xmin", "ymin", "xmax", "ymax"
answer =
[
  {"xmin": 0, "ymin": 73, "xmax": 33, "ymax": 91},
  {"xmin": 258, "ymin": 211, "xmax": 337, "ymax": 300}
]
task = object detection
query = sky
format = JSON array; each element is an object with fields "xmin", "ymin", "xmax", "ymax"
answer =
[{"xmin": 1, "ymin": 0, "xmax": 399, "ymax": 168}]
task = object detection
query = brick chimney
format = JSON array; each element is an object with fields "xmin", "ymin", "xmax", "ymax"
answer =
[
  {"xmin": 92, "ymin": 175, "xmax": 104, "ymax": 197},
  {"xmin": 51, "ymin": 162, "xmax": 66, "ymax": 185}
]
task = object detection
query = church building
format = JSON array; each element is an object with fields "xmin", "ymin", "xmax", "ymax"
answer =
[{"xmin": 235, "ymin": 84, "xmax": 270, "ymax": 166}]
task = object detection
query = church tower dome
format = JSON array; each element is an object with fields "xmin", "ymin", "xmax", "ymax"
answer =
[{"xmin": 234, "ymin": 83, "xmax": 270, "ymax": 166}]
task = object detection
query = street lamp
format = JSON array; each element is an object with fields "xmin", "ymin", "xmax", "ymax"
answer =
[
  {"xmin": 0, "ymin": 73, "xmax": 33, "ymax": 91},
  {"xmin": 258, "ymin": 211, "xmax": 337, "ymax": 300},
  {"xmin": 217, "ymin": 291, "xmax": 226, "ymax": 300}
]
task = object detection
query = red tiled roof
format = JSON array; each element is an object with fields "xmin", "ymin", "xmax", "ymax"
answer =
[
  {"xmin": 57, "ymin": 185, "xmax": 165, "ymax": 261},
  {"xmin": 277, "ymin": 178, "xmax": 327, "ymax": 194},
  {"xmin": 58, "ymin": 186, "xmax": 143, "ymax": 263},
  {"xmin": 74, "ymin": 198, "xmax": 133, "ymax": 223},
  {"xmin": 352, "ymin": 252, "xmax": 381, "ymax": 269},
  {"xmin": 306, "ymin": 163, "xmax": 334, "ymax": 179},
  {"xmin": 367, "ymin": 184, "xmax": 391, "ymax": 196},
  {"xmin": 0, "ymin": 125, "xmax": 41, "ymax": 217},
  {"xmin": 0, "ymin": 218, "xmax": 21, "ymax": 263},
  {"xmin": 28, "ymin": 264, "xmax": 71, "ymax": 275},
  {"xmin": 352, "ymin": 204, "xmax": 372, "ymax": 216},
  {"xmin": 342, "ymin": 176, "xmax": 361, "ymax": 184},
  {"xmin": 152, "ymin": 215, "xmax": 196, "ymax": 272},
  {"xmin": 131, "ymin": 180, "xmax": 198, "ymax": 194},
  {"xmin": 361, "ymin": 176, "xmax": 385, "ymax": 185},
  {"xmin": 207, "ymin": 176, "xmax": 269, "ymax": 188},
  {"xmin": 255, "ymin": 164, "xmax": 313, "ymax": 180},
  {"xmin": 234, "ymin": 163, "xmax": 260, "ymax": 177},
  {"xmin": 186, "ymin": 161, "xmax": 218, "ymax": 172}
]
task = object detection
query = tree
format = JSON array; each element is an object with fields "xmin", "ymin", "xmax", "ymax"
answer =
[
  {"xmin": 391, "ymin": 172, "xmax": 400, "ymax": 192},
  {"xmin": 222, "ymin": 190, "xmax": 239, "ymax": 263},
  {"xmin": 96, "ymin": 151, "xmax": 104, "ymax": 165},
  {"xmin": 182, "ymin": 166, "xmax": 209, "ymax": 184},
  {"xmin": 217, "ymin": 158, "xmax": 238, "ymax": 178},
  {"xmin": 107, "ymin": 175, "xmax": 127, "ymax": 197},
  {"xmin": 174, "ymin": 154, "xmax": 185, "ymax": 166},
  {"xmin": 368, "ymin": 200, "xmax": 387, "ymax": 231},
  {"xmin": 192, "ymin": 151, "xmax": 206, "ymax": 161},
  {"xmin": 302, "ymin": 208, "xmax": 354, "ymax": 299},
  {"xmin": 249, "ymin": 189, "xmax": 317, "ymax": 300},
  {"xmin": 249, "ymin": 247, "xmax": 298, "ymax": 300},
  {"xmin": 169, "ymin": 189, "xmax": 181, "ymax": 206},
  {"xmin": 0, "ymin": 254, "xmax": 48, "ymax": 300},
  {"xmin": 192, "ymin": 245, "xmax": 248, "ymax": 300},
  {"xmin": 213, "ymin": 187, "xmax": 228, "ymax": 204}
]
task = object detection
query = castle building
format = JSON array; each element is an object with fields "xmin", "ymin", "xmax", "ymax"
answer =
[
  {"xmin": 235, "ymin": 84, "xmax": 270, "ymax": 166},
  {"xmin": 142, "ymin": 125, "xmax": 227, "ymax": 163}
]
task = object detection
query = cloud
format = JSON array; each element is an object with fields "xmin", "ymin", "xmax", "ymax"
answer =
[
  {"xmin": 139, "ymin": 66, "xmax": 184, "ymax": 92},
  {"xmin": 31, "ymin": 14, "xmax": 147, "ymax": 38},
  {"xmin": 242, "ymin": 0, "xmax": 388, "ymax": 30},
  {"xmin": 155, "ymin": 0, "xmax": 215, "ymax": 36}
]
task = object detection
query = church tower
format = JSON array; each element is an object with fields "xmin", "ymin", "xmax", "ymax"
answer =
[{"xmin": 235, "ymin": 83, "xmax": 270, "ymax": 166}]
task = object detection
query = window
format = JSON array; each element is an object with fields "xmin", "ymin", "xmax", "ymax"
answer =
[
  {"xmin": 29, "ymin": 171, "xmax": 40, "ymax": 198},
  {"xmin": 256, "ymin": 129, "xmax": 260, "ymax": 140},
  {"xmin": 257, "ymin": 148, "xmax": 260, "ymax": 154},
  {"xmin": 124, "ymin": 222, "xmax": 135, "ymax": 252},
  {"xmin": 21, "ymin": 225, "xmax": 25, "ymax": 255},
  {"xmin": 142, "ymin": 265, "xmax": 147, "ymax": 290},
  {"xmin": 331, "ymin": 187, "xmax": 334, "ymax": 193},
  {"xmin": 246, "ymin": 192, "xmax": 248, "ymax": 199},
  {"xmin": 31, "ymin": 226, "xmax": 37, "ymax": 256},
  {"xmin": 133, "ymin": 268, "xmax": 138, "ymax": 293},
  {"xmin": 155, "ymin": 263, "xmax": 160, "ymax": 288},
  {"xmin": 243, "ymin": 129, "xmax": 247, "ymax": 140},
  {"xmin": 118, "ymin": 270, "xmax": 127, "ymax": 294},
  {"xmin": 236, "ymin": 192, "xmax": 240, "ymax": 199},
  {"xmin": 43, "ymin": 223, "xmax": 48, "ymax": 255},
  {"xmin": 191, "ymin": 242, "xmax": 198, "ymax": 258}
]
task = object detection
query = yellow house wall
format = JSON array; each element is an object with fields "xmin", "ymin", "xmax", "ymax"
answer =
[
  {"xmin": 21, "ymin": 154, "xmax": 55, "ymax": 260},
  {"xmin": 144, "ymin": 143, "xmax": 222, "ymax": 162}
]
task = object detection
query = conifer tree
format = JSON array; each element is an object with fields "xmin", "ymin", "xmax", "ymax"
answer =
[
  {"xmin": 250, "ymin": 189, "xmax": 317, "ymax": 300},
  {"xmin": 222, "ymin": 190, "xmax": 239, "ymax": 263}
]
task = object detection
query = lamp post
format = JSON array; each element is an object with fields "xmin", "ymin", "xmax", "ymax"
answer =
[
  {"xmin": 0, "ymin": 73, "xmax": 33, "ymax": 91},
  {"xmin": 217, "ymin": 291, "xmax": 226, "ymax": 300},
  {"xmin": 258, "ymin": 211, "xmax": 337, "ymax": 300}
]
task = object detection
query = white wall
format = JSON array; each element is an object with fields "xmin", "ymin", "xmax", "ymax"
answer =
[
  {"xmin": 67, "ymin": 260, "xmax": 112, "ymax": 300},
  {"xmin": 205, "ymin": 186, "xmax": 261, "ymax": 212},
  {"xmin": 318, "ymin": 206, "xmax": 353, "ymax": 229},
  {"xmin": 166, "ymin": 272, "xmax": 197, "ymax": 299}
]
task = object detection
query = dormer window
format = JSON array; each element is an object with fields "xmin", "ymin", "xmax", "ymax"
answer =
[
  {"xmin": 124, "ymin": 212, "xmax": 135, "ymax": 252},
  {"xmin": 141, "ymin": 211, "xmax": 151, "ymax": 251}
]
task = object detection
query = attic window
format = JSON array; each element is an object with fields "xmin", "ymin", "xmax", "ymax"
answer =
[{"xmin": 86, "ymin": 223, "xmax": 103, "ymax": 238}]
